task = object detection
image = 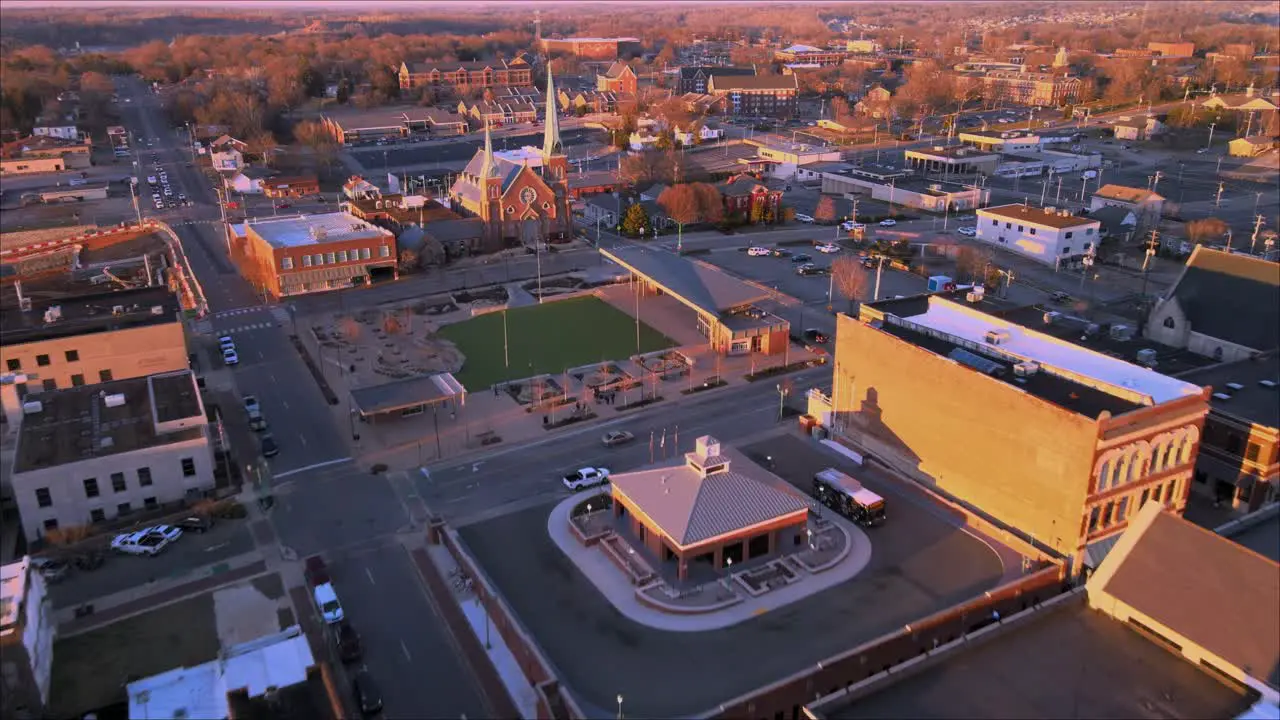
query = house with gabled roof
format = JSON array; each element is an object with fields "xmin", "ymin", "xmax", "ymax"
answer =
[
  {"xmin": 597, "ymin": 61, "xmax": 638, "ymax": 96},
  {"xmin": 1090, "ymin": 183, "xmax": 1165, "ymax": 223},
  {"xmin": 1145, "ymin": 245, "xmax": 1280, "ymax": 363}
]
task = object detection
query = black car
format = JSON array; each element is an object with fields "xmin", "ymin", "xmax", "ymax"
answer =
[
  {"xmin": 352, "ymin": 669, "xmax": 383, "ymax": 717},
  {"xmin": 803, "ymin": 328, "xmax": 830, "ymax": 344},
  {"xmin": 771, "ymin": 247, "xmax": 792, "ymax": 258},
  {"xmin": 792, "ymin": 253, "xmax": 813, "ymax": 263},
  {"xmin": 260, "ymin": 434, "xmax": 279, "ymax": 458},
  {"xmin": 175, "ymin": 515, "xmax": 214, "ymax": 533},
  {"xmin": 334, "ymin": 620, "xmax": 364, "ymax": 663}
]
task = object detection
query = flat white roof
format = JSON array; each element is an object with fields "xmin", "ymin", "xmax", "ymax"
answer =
[
  {"xmin": 910, "ymin": 298, "xmax": 1202, "ymax": 405},
  {"xmin": 128, "ymin": 626, "xmax": 313, "ymax": 720},
  {"xmin": 495, "ymin": 146, "xmax": 545, "ymax": 166},
  {"xmin": 247, "ymin": 212, "xmax": 392, "ymax": 249}
]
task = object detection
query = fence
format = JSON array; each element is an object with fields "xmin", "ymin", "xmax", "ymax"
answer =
[
  {"xmin": 432, "ymin": 521, "xmax": 587, "ymax": 720},
  {"xmin": 707, "ymin": 564, "xmax": 1070, "ymax": 719}
]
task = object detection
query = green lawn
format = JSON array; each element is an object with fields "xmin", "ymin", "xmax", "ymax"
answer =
[
  {"xmin": 51, "ymin": 593, "xmax": 220, "ymax": 719},
  {"xmin": 438, "ymin": 296, "xmax": 674, "ymax": 390}
]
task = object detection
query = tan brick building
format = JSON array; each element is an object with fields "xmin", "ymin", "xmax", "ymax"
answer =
[
  {"xmin": 820, "ymin": 295, "xmax": 1210, "ymax": 571},
  {"xmin": 0, "ymin": 286, "xmax": 188, "ymax": 397}
]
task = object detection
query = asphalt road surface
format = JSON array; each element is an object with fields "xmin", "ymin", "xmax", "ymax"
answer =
[{"xmin": 456, "ymin": 431, "xmax": 1006, "ymax": 717}]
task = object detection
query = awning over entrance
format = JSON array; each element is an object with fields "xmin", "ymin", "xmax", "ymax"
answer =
[
  {"xmin": 601, "ymin": 246, "xmax": 770, "ymax": 319},
  {"xmin": 350, "ymin": 372, "xmax": 466, "ymax": 417}
]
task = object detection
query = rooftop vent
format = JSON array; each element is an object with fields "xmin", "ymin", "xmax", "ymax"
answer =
[
  {"xmin": 1013, "ymin": 361, "xmax": 1040, "ymax": 377},
  {"xmin": 1045, "ymin": 206, "xmax": 1056, "ymax": 214},
  {"xmin": 100, "ymin": 436, "xmax": 114, "ymax": 449},
  {"xmin": 1136, "ymin": 348, "xmax": 1159, "ymax": 367},
  {"xmin": 984, "ymin": 329, "xmax": 1010, "ymax": 345},
  {"xmin": 103, "ymin": 393, "xmax": 126, "ymax": 408},
  {"xmin": 22, "ymin": 400, "xmax": 43, "ymax": 415},
  {"xmin": 1110, "ymin": 324, "xmax": 1133, "ymax": 341},
  {"xmin": 1212, "ymin": 392, "xmax": 1232, "ymax": 401},
  {"xmin": 1225, "ymin": 382, "xmax": 1244, "ymax": 391},
  {"xmin": 43, "ymin": 305, "xmax": 63, "ymax": 323},
  {"xmin": 112, "ymin": 305, "xmax": 125, "ymax": 316}
]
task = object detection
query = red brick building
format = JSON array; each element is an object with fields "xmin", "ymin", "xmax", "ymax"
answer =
[
  {"xmin": 262, "ymin": 175, "xmax": 320, "ymax": 199},
  {"xmin": 235, "ymin": 212, "xmax": 397, "ymax": 298},
  {"xmin": 596, "ymin": 62, "xmax": 638, "ymax": 96},
  {"xmin": 820, "ymin": 294, "xmax": 1211, "ymax": 572},
  {"xmin": 718, "ymin": 175, "xmax": 784, "ymax": 224},
  {"xmin": 398, "ymin": 58, "xmax": 533, "ymax": 92},
  {"xmin": 539, "ymin": 37, "xmax": 642, "ymax": 60}
]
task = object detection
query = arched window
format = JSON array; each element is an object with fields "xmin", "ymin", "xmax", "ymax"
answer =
[
  {"xmin": 1096, "ymin": 458, "xmax": 1113, "ymax": 492},
  {"xmin": 1163, "ymin": 316, "xmax": 1176, "ymax": 329}
]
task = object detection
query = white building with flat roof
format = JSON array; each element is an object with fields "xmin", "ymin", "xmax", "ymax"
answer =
[
  {"xmin": 975, "ymin": 204, "xmax": 1101, "ymax": 267},
  {"xmin": 11, "ymin": 371, "xmax": 213, "ymax": 542},
  {"xmin": 1, "ymin": 557, "xmax": 54, "ymax": 720}
]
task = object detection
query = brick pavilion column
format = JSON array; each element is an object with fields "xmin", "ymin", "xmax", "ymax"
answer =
[
  {"xmin": 713, "ymin": 545, "xmax": 724, "ymax": 569},
  {"xmin": 678, "ymin": 555, "xmax": 688, "ymax": 581}
]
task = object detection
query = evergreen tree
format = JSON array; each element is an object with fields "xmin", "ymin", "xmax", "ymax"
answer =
[{"xmin": 621, "ymin": 203, "xmax": 650, "ymax": 236}]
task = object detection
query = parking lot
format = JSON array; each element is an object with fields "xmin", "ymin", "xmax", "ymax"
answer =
[
  {"xmin": 457, "ymin": 432, "xmax": 1006, "ymax": 717},
  {"xmin": 48, "ymin": 520, "xmax": 255, "ymax": 609},
  {"xmin": 706, "ymin": 244, "xmax": 929, "ymax": 306}
]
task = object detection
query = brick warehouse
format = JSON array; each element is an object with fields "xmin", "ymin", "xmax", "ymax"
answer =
[{"xmin": 818, "ymin": 293, "xmax": 1211, "ymax": 572}]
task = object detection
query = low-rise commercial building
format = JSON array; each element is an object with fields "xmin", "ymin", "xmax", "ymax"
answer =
[
  {"xmin": 1, "ymin": 558, "xmax": 54, "ymax": 720},
  {"xmin": 608, "ymin": 435, "xmax": 811, "ymax": 581},
  {"xmin": 0, "ymin": 136, "xmax": 93, "ymax": 175},
  {"xmin": 819, "ymin": 294, "xmax": 1210, "ymax": 570},
  {"xmin": 975, "ymin": 204, "xmax": 1101, "ymax": 266},
  {"xmin": 11, "ymin": 370, "xmax": 213, "ymax": 542},
  {"xmin": 1112, "ymin": 115, "xmax": 1165, "ymax": 141},
  {"xmin": 958, "ymin": 131, "xmax": 1043, "ymax": 153},
  {"xmin": 0, "ymin": 286, "xmax": 188, "ymax": 399},
  {"xmin": 1147, "ymin": 41, "xmax": 1196, "ymax": 57},
  {"xmin": 706, "ymin": 74, "xmax": 799, "ymax": 119},
  {"xmin": 746, "ymin": 137, "xmax": 842, "ymax": 179},
  {"xmin": 235, "ymin": 212, "xmax": 398, "ymax": 298},
  {"xmin": 539, "ymin": 36, "xmax": 642, "ymax": 60},
  {"xmin": 127, "ymin": 625, "xmax": 342, "ymax": 720},
  {"xmin": 822, "ymin": 165, "xmax": 988, "ymax": 211},
  {"xmin": 1089, "ymin": 184, "xmax": 1165, "ymax": 224},
  {"xmin": 1178, "ymin": 354, "xmax": 1279, "ymax": 514},
  {"xmin": 905, "ymin": 145, "xmax": 1001, "ymax": 176},
  {"xmin": 774, "ymin": 44, "xmax": 846, "ymax": 66},
  {"xmin": 1228, "ymin": 136, "xmax": 1277, "ymax": 157},
  {"xmin": 319, "ymin": 108, "xmax": 410, "ymax": 145}
]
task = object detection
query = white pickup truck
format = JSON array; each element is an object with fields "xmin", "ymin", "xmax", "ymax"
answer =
[{"xmin": 305, "ymin": 555, "xmax": 345, "ymax": 624}]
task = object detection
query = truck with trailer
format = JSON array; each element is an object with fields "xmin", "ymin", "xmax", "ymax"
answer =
[{"xmin": 813, "ymin": 468, "xmax": 886, "ymax": 527}]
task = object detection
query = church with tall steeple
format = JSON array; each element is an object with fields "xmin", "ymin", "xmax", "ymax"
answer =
[{"xmin": 446, "ymin": 74, "xmax": 572, "ymax": 252}]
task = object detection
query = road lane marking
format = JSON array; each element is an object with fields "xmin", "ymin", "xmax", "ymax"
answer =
[
  {"xmin": 299, "ymin": 434, "xmax": 308, "ymax": 447},
  {"xmin": 282, "ymin": 400, "xmax": 290, "ymax": 410},
  {"xmin": 274, "ymin": 456, "xmax": 353, "ymax": 480},
  {"xmin": 366, "ymin": 567, "xmax": 376, "ymax": 585},
  {"xmin": 400, "ymin": 639, "xmax": 412, "ymax": 661}
]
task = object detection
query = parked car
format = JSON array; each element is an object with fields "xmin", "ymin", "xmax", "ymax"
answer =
[
  {"xmin": 260, "ymin": 433, "xmax": 279, "ymax": 458},
  {"xmin": 30, "ymin": 557, "xmax": 70, "ymax": 583},
  {"xmin": 794, "ymin": 213, "xmax": 815, "ymax": 224},
  {"xmin": 351, "ymin": 669, "xmax": 384, "ymax": 717},
  {"xmin": 333, "ymin": 620, "xmax": 363, "ymax": 663},
  {"xmin": 601, "ymin": 430, "xmax": 635, "ymax": 448},
  {"xmin": 1050, "ymin": 291, "xmax": 1073, "ymax": 304},
  {"xmin": 791, "ymin": 253, "xmax": 813, "ymax": 263},
  {"xmin": 147, "ymin": 525, "xmax": 184, "ymax": 543},
  {"xmin": 879, "ymin": 219, "xmax": 897, "ymax": 227},
  {"xmin": 111, "ymin": 530, "xmax": 169, "ymax": 556},
  {"xmin": 956, "ymin": 226, "xmax": 977, "ymax": 237},
  {"xmin": 222, "ymin": 348, "xmax": 239, "ymax": 366},
  {"xmin": 796, "ymin": 263, "xmax": 822, "ymax": 276},
  {"xmin": 747, "ymin": 246, "xmax": 771, "ymax": 257},
  {"xmin": 276, "ymin": 202, "xmax": 291, "ymax": 209},
  {"xmin": 306, "ymin": 556, "xmax": 344, "ymax": 624},
  {"xmin": 175, "ymin": 515, "xmax": 214, "ymax": 533},
  {"xmin": 563, "ymin": 467, "xmax": 610, "ymax": 491},
  {"xmin": 243, "ymin": 395, "xmax": 260, "ymax": 415},
  {"xmin": 218, "ymin": 336, "xmax": 235, "ymax": 351},
  {"xmin": 815, "ymin": 243, "xmax": 840, "ymax": 254},
  {"xmin": 248, "ymin": 411, "xmax": 268, "ymax": 432},
  {"xmin": 771, "ymin": 247, "xmax": 792, "ymax": 258},
  {"xmin": 803, "ymin": 328, "xmax": 830, "ymax": 344}
]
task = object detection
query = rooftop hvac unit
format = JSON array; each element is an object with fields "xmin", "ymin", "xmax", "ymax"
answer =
[
  {"xmin": 1043, "ymin": 311, "xmax": 1061, "ymax": 324},
  {"xmin": 984, "ymin": 329, "xmax": 1010, "ymax": 345},
  {"xmin": 1013, "ymin": 361, "xmax": 1040, "ymax": 377},
  {"xmin": 112, "ymin": 305, "xmax": 125, "ymax": 316},
  {"xmin": 1045, "ymin": 206, "xmax": 1056, "ymax": 214},
  {"xmin": 150, "ymin": 305, "xmax": 165, "ymax": 315},
  {"xmin": 1212, "ymin": 392, "xmax": 1232, "ymax": 401},
  {"xmin": 104, "ymin": 393, "xmax": 126, "ymax": 408},
  {"xmin": 100, "ymin": 436, "xmax": 114, "ymax": 449},
  {"xmin": 1225, "ymin": 382, "xmax": 1244, "ymax": 391},
  {"xmin": 966, "ymin": 292, "xmax": 984, "ymax": 303},
  {"xmin": 1260, "ymin": 380, "xmax": 1277, "ymax": 389},
  {"xmin": 22, "ymin": 400, "xmax": 43, "ymax": 415},
  {"xmin": 1136, "ymin": 348, "xmax": 1159, "ymax": 367},
  {"xmin": 1109, "ymin": 324, "xmax": 1133, "ymax": 341}
]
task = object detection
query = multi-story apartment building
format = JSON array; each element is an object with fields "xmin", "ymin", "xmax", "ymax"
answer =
[
  {"xmin": 231, "ymin": 212, "xmax": 398, "ymax": 299},
  {"xmin": 975, "ymin": 70, "xmax": 1081, "ymax": 107},
  {"xmin": 706, "ymin": 74, "xmax": 799, "ymax": 119},
  {"xmin": 975, "ymin": 204, "xmax": 1101, "ymax": 267},
  {"xmin": 677, "ymin": 66, "xmax": 755, "ymax": 95},
  {"xmin": 1179, "ymin": 354, "xmax": 1279, "ymax": 514},
  {"xmin": 1, "ymin": 557, "xmax": 54, "ymax": 720},
  {"xmin": 10, "ymin": 370, "xmax": 214, "ymax": 542},
  {"xmin": 0, "ymin": 286, "xmax": 188, "ymax": 397},
  {"xmin": 818, "ymin": 294, "xmax": 1210, "ymax": 571},
  {"xmin": 398, "ymin": 58, "xmax": 533, "ymax": 92}
]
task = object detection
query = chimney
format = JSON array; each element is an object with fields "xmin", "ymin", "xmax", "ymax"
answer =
[{"xmin": 1246, "ymin": 82, "xmax": 1255, "ymax": 98}]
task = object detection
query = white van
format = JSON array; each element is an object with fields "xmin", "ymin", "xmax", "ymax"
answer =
[{"xmin": 794, "ymin": 213, "xmax": 815, "ymax": 224}]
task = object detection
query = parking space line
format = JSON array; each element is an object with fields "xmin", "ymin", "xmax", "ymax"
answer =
[
  {"xmin": 366, "ymin": 567, "xmax": 376, "ymax": 585},
  {"xmin": 400, "ymin": 638, "xmax": 413, "ymax": 662}
]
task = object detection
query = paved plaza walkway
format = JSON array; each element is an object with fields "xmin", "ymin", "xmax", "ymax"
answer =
[{"xmin": 545, "ymin": 494, "xmax": 873, "ymax": 632}]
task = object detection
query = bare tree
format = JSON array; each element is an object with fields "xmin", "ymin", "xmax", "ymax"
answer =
[
  {"xmin": 339, "ymin": 316, "xmax": 361, "ymax": 342},
  {"xmin": 248, "ymin": 130, "xmax": 279, "ymax": 167},
  {"xmin": 814, "ymin": 196, "xmax": 837, "ymax": 224},
  {"xmin": 294, "ymin": 118, "xmax": 339, "ymax": 176},
  {"xmin": 831, "ymin": 255, "xmax": 869, "ymax": 315},
  {"xmin": 1186, "ymin": 217, "xmax": 1228, "ymax": 246},
  {"xmin": 657, "ymin": 184, "xmax": 700, "ymax": 226},
  {"xmin": 955, "ymin": 246, "xmax": 992, "ymax": 283}
]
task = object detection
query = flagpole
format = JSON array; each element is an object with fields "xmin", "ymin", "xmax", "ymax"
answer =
[{"xmin": 503, "ymin": 310, "xmax": 509, "ymax": 369}]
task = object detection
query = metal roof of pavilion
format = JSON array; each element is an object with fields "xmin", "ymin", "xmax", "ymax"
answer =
[
  {"xmin": 601, "ymin": 246, "xmax": 769, "ymax": 317},
  {"xmin": 350, "ymin": 373, "xmax": 466, "ymax": 417}
]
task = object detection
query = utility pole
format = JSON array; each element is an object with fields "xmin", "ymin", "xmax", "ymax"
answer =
[
  {"xmin": 873, "ymin": 256, "xmax": 886, "ymax": 301},
  {"xmin": 1055, "ymin": 176, "xmax": 1063, "ymax": 204},
  {"xmin": 1140, "ymin": 229, "xmax": 1158, "ymax": 298},
  {"xmin": 1215, "ymin": 181, "xmax": 1225, "ymax": 208},
  {"xmin": 1149, "ymin": 170, "xmax": 1163, "ymax": 193},
  {"xmin": 1206, "ymin": 122, "xmax": 1216, "ymax": 149},
  {"xmin": 1250, "ymin": 214, "xmax": 1265, "ymax": 253}
]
